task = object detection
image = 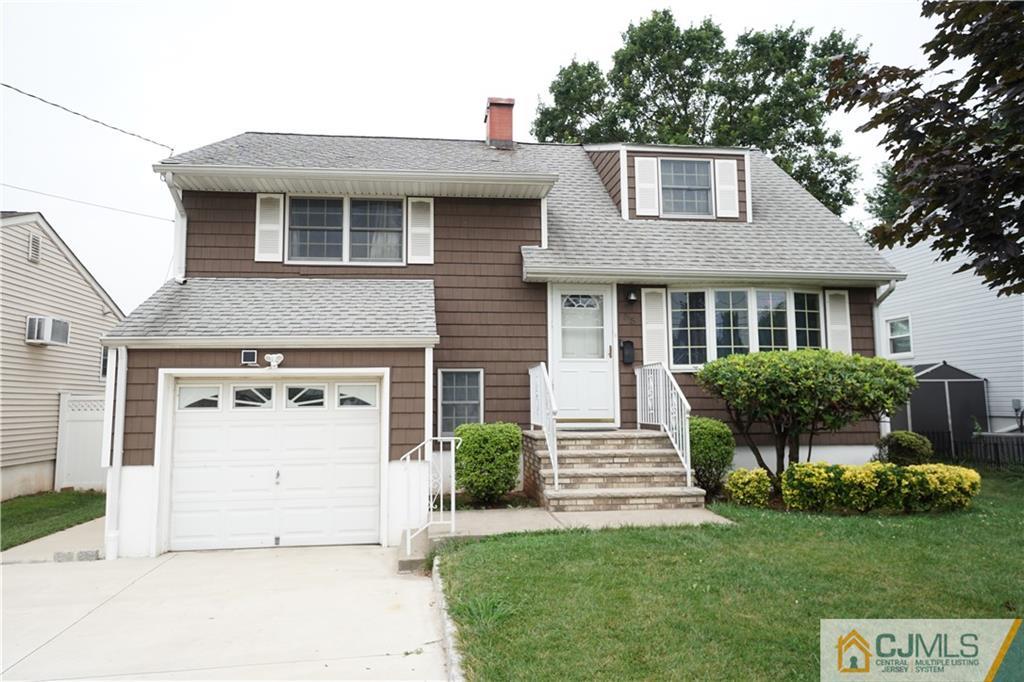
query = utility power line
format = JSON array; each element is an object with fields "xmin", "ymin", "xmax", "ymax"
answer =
[
  {"xmin": 2, "ymin": 82, "xmax": 175, "ymax": 153},
  {"xmin": 2, "ymin": 183, "xmax": 173, "ymax": 222}
]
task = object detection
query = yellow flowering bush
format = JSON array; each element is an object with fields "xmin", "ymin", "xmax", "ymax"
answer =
[
  {"xmin": 902, "ymin": 464, "xmax": 982, "ymax": 512},
  {"xmin": 724, "ymin": 468, "xmax": 771, "ymax": 507},
  {"xmin": 779, "ymin": 461, "xmax": 980, "ymax": 513}
]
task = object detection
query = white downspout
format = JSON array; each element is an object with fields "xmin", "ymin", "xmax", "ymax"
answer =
[
  {"xmin": 875, "ymin": 279, "xmax": 898, "ymax": 438},
  {"xmin": 162, "ymin": 172, "xmax": 187, "ymax": 283},
  {"xmin": 103, "ymin": 346, "xmax": 128, "ymax": 559}
]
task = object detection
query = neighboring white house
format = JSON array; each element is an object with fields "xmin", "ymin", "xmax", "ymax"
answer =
[
  {"xmin": 878, "ymin": 242, "xmax": 1024, "ymax": 432},
  {"xmin": 0, "ymin": 212, "xmax": 125, "ymax": 499}
]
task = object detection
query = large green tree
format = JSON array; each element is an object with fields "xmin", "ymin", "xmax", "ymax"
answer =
[
  {"xmin": 865, "ymin": 163, "xmax": 909, "ymax": 226},
  {"xmin": 532, "ymin": 11, "xmax": 860, "ymax": 214},
  {"xmin": 830, "ymin": 1, "xmax": 1024, "ymax": 296}
]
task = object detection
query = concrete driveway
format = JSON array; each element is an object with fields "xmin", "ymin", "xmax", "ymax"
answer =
[{"xmin": 1, "ymin": 546, "xmax": 446, "ymax": 680}]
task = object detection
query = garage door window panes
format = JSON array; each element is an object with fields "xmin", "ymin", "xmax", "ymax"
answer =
[
  {"xmin": 233, "ymin": 386, "xmax": 273, "ymax": 409},
  {"xmin": 286, "ymin": 385, "xmax": 326, "ymax": 408},
  {"xmin": 337, "ymin": 384, "xmax": 377, "ymax": 407},
  {"xmin": 439, "ymin": 370, "xmax": 483, "ymax": 436},
  {"xmin": 178, "ymin": 386, "xmax": 219, "ymax": 410}
]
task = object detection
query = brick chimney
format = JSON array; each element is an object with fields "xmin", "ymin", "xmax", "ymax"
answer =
[{"xmin": 484, "ymin": 97, "xmax": 514, "ymax": 149}]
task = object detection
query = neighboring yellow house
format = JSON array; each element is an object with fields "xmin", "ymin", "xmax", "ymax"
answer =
[{"xmin": 0, "ymin": 211, "xmax": 124, "ymax": 499}]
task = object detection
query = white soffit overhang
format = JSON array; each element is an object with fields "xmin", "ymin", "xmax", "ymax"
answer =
[
  {"xmin": 154, "ymin": 164, "xmax": 557, "ymax": 199},
  {"xmin": 521, "ymin": 265, "xmax": 907, "ymax": 287}
]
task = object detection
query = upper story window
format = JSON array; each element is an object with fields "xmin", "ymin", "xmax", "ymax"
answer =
[
  {"xmin": 286, "ymin": 197, "xmax": 404, "ymax": 264},
  {"xmin": 886, "ymin": 316, "xmax": 913, "ymax": 357},
  {"xmin": 660, "ymin": 159, "xmax": 713, "ymax": 216}
]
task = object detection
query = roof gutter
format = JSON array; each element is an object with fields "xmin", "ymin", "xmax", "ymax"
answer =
[
  {"xmin": 152, "ymin": 163, "xmax": 558, "ymax": 192},
  {"xmin": 522, "ymin": 264, "xmax": 907, "ymax": 286},
  {"xmin": 100, "ymin": 334, "xmax": 440, "ymax": 349}
]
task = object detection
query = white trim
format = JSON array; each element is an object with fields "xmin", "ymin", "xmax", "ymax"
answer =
[
  {"xmin": 633, "ymin": 157, "xmax": 660, "ymax": 216},
  {"xmin": 521, "ymin": 263, "xmax": 906, "ymax": 285},
  {"xmin": 406, "ymin": 197, "xmax": 434, "ymax": 264},
  {"xmin": 100, "ymin": 335, "xmax": 440, "ymax": 349},
  {"xmin": 283, "ymin": 195, "xmax": 408, "ymax": 267},
  {"xmin": 424, "ymin": 348, "xmax": 433, "ymax": 441},
  {"xmin": 151, "ymin": 366, "xmax": 393, "ymax": 555},
  {"xmin": 175, "ymin": 384, "xmax": 222, "ymax": 412},
  {"xmin": 641, "ymin": 288, "xmax": 669, "ymax": 367},
  {"xmin": 713, "ymin": 158, "xmax": 739, "ymax": 219},
  {"xmin": 883, "ymin": 314, "xmax": 914, "ymax": 360},
  {"xmin": 103, "ymin": 346, "xmax": 127, "ymax": 559},
  {"xmin": 1, "ymin": 212, "xmax": 125, "ymax": 319},
  {"xmin": 163, "ymin": 173, "xmax": 188, "ymax": 280},
  {"xmin": 657, "ymin": 157, "xmax": 716, "ymax": 220},
  {"xmin": 743, "ymin": 151, "xmax": 752, "ymax": 223},
  {"xmin": 436, "ymin": 368, "xmax": 485, "ymax": 437},
  {"xmin": 540, "ymin": 197, "xmax": 548, "ymax": 248},
  {"xmin": 583, "ymin": 143, "xmax": 753, "ymax": 155},
  {"xmin": 618, "ymin": 148, "xmax": 629, "ymax": 221}
]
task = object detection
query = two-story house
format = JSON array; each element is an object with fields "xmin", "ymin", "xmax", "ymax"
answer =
[{"xmin": 99, "ymin": 99, "xmax": 902, "ymax": 558}]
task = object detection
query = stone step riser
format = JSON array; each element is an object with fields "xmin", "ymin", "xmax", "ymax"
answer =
[
  {"xmin": 553, "ymin": 441, "xmax": 673, "ymax": 452},
  {"xmin": 543, "ymin": 477, "xmax": 689, "ymax": 489},
  {"xmin": 538, "ymin": 455, "xmax": 683, "ymax": 467},
  {"xmin": 544, "ymin": 497, "xmax": 705, "ymax": 512}
]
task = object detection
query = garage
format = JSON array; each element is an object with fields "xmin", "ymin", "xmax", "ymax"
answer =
[{"xmin": 169, "ymin": 377, "xmax": 383, "ymax": 551}]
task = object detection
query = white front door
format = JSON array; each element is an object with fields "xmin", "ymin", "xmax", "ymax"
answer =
[
  {"xmin": 169, "ymin": 378, "xmax": 381, "ymax": 551},
  {"xmin": 551, "ymin": 284, "xmax": 617, "ymax": 425}
]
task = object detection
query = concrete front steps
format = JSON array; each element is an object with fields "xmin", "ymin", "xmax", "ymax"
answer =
[{"xmin": 523, "ymin": 430, "xmax": 705, "ymax": 512}]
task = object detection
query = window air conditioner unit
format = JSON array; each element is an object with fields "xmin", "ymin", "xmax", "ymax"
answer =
[{"xmin": 25, "ymin": 316, "xmax": 71, "ymax": 345}]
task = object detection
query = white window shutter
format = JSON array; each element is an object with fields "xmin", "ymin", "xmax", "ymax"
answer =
[
  {"xmin": 641, "ymin": 288, "xmax": 669, "ymax": 366},
  {"xmin": 254, "ymin": 194, "xmax": 284, "ymax": 262},
  {"xmin": 407, "ymin": 198, "xmax": 434, "ymax": 264},
  {"xmin": 824, "ymin": 289, "xmax": 852, "ymax": 353},
  {"xmin": 714, "ymin": 159, "xmax": 739, "ymax": 218},
  {"xmin": 634, "ymin": 157, "xmax": 659, "ymax": 216}
]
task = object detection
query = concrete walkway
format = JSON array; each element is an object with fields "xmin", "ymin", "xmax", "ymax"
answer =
[
  {"xmin": 1, "ymin": 546, "xmax": 446, "ymax": 680},
  {"xmin": 430, "ymin": 506, "xmax": 731, "ymax": 541},
  {"xmin": 0, "ymin": 517, "xmax": 105, "ymax": 564}
]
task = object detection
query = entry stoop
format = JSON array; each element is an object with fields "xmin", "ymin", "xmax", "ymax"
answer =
[{"xmin": 523, "ymin": 430, "xmax": 705, "ymax": 512}]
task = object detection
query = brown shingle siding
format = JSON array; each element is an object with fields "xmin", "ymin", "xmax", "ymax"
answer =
[{"xmin": 587, "ymin": 150, "xmax": 622, "ymax": 211}]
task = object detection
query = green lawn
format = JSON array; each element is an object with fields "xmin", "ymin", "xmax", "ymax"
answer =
[
  {"xmin": 439, "ymin": 470, "xmax": 1024, "ymax": 681},
  {"xmin": 0, "ymin": 490, "xmax": 105, "ymax": 551}
]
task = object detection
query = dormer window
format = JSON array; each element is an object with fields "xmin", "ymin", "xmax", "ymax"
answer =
[{"xmin": 660, "ymin": 159, "xmax": 713, "ymax": 217}]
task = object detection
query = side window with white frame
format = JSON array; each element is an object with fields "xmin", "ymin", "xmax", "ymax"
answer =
[
  {"xmin": 282, "ymin": 196, "xmax": 416, "ymax": 266},
  {"xmin": 349, "ymin": 199, "xmax": 403, "ymax": 263},
  {"xmin": 100, "ymin": 347, "xmax": 109, "ymax": 379},
  {"xmin": 288, "ymin": 198, "xmax": 344, "ymax": 261},
  {"xmin": 793, "ymin": 292, "xmax": 823, "ymax": 348},
  {"xmin": 886, "ymin": 316, "xmax": 913, "ymax": 357},
  {"xmin": 178, "ymin": 385, "xmax": 220, "ymax": 410},
  {"xmin": 438, "ymin": 369, "xmax": 483, "ymax": 437},
  {"xmin": 669, "ymin": 291, "xmax": 708, "ymax": 367}
]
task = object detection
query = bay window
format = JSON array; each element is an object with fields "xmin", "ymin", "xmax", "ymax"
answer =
[{"xmin": 669, "ymin": 288, "xmax": 826, "ymax": 369}]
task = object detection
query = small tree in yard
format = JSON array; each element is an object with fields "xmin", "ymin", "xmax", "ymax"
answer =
[{"xmin": 696, "ymin": 350, "xmax": 916, "ymax": 487}]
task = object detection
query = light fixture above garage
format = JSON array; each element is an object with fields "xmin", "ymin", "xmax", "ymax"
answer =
[{"xmin": 265, "ymin": 353, "xmax": 284, "ymax": 369}]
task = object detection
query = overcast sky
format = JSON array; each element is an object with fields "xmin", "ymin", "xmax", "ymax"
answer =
[{"xmin": 1, "ymin": 0, "xmax": 937, "ymax": 313}]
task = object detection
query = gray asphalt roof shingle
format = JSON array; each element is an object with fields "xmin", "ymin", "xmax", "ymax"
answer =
[
  {"xmin": 107, "ymin": 278, "xmax": 436, "ymax": 339},
  {"xmin": 160, "ymin": 132, "xmax": 900, "ymax": 281}
]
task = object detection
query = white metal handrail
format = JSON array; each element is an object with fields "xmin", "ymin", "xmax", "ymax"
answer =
[
  {"xmin": 635, "ymin": 362, "xmax": 693, "ymax": 487},
  {"xmin": 529, "ymin": 362, "xmax": 560, "ymax": 490},
  {"xmin": 400, "ymin": 436, "xmax": 461, "ymax": 555}
]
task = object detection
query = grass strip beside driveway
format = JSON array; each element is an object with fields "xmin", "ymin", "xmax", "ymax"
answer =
[
  {"xmin": 1, "ymin": 490, "xmax": 105, "ymax": 550},
  {"xmin": 439, "ymin": 470, "xmax": 1024, "ymax": 681}
]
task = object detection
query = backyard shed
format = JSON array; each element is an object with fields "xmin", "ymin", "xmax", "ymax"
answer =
[{"xmin": 890, "ymin": 362, "xmax": 989, "ymax": 457}]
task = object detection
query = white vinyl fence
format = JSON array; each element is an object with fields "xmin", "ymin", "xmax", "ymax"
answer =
[{"xmin": 54, "ymin": 392, "xmax": 106, "ymax": 491}]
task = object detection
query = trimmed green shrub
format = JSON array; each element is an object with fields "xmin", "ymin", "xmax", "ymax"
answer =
[
  {"xmin": 454, "ymin": 422, "xmax": 522, "ymax": 503},
  {"xmin": 901, "ymin": 464, "xmax": 982, "ymax": 512},
  {"xmin": 875, "ymin": 430, "xmax": 934, "ymax": 465},
  {"xmin": 781, "ymin": 462, "xmax": 845, "ymax": 511},
  {"xmin": 725, "ymin": 468, "xmax": 771, "ymax": 507},
  {"xmin": 689, "ymin": 416, "xmax": 736, "ymax": 498},
  {"xmin": 779, "ymin": 461, "xmax": 981, "ymax": 513}
]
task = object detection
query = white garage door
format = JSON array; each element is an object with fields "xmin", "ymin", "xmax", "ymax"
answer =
[{"xmin": 169, "ymin": 378, "xmax": 382, "ymax": 551}]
